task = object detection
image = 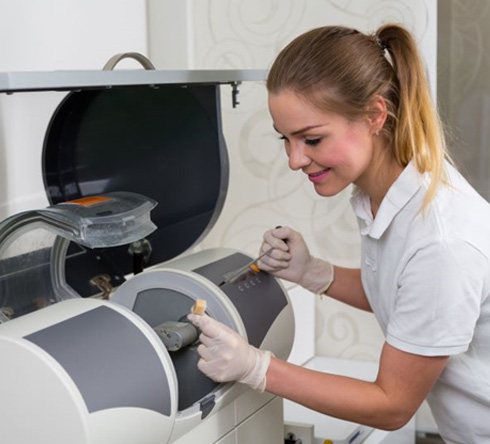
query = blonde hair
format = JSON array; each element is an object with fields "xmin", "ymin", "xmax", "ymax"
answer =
[{"xmin": 267, "ymin": 24, "xmax": 450, "ymax": 207}]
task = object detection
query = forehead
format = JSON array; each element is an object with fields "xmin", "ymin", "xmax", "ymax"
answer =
[
  {"xmin": 268, "ymin": 90, "xmax": 343, "ymax": 131},
  {"xmin": 268, "ymin": 90, "xmax": 322, "ymax": 112}
]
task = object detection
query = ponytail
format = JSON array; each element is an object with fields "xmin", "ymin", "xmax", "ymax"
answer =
[{"xmin": 376, "ymin": 24, "xmax": 450, "ymax": 207}]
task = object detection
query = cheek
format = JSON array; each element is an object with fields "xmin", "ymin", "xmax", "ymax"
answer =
[
  {"xmin": 339, "ymin": 130, "xmax": 372, "ymax": 161},
  {"xmin": 322, "ymin": 149, "xmax": 345, "ymax": 166},
  {"xmin": 324, "ymin": 133, "xmax": 366, "ymax": 165}
]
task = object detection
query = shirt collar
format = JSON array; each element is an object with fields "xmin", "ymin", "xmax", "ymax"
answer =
[{"xmin": 350, "ymin": 161, "xmax": 426, "ymax": 239}]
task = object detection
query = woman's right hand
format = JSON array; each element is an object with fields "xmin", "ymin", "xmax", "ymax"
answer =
[
  {"xmin": 257, "ymin": 226, "xmax": 310, "ymax": 283},
  {"xmin": 257, "ymin": 226, "xmax": 334, "ymax": 294}
]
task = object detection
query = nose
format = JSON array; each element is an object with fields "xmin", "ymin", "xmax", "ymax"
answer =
[{"xmin": 287, "ymin": 143, "xmax": 311, "ymax": 171}]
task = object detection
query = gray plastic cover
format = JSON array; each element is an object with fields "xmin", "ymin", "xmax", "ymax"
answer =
[{"xmin": 25, "ymin": 305, "xmax": 173, "ymax": 416}]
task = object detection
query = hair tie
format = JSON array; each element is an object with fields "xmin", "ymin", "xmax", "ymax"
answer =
[{"xmin": 375, "ymin": 36, "xmax": 388, "ymax": 52}]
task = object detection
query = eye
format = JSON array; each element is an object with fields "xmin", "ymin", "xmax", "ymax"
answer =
[{"xmin": 305, "ymin": 138, "xmax": 321, "ymax": 146}]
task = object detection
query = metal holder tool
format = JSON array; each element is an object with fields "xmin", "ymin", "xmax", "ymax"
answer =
[{"xmin": 218, "ymin": 247, "xmax": 273, "ymax": 286}]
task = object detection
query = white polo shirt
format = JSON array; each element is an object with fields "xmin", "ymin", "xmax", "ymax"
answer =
[{"xmin": 350, "ymin": 161, "xmax": 490, "ymax": 444}]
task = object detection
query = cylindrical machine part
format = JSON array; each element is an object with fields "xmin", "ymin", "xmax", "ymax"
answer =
[{"xmin": 153, "ymin": 321, "xmax": 199, "ymax": 351}]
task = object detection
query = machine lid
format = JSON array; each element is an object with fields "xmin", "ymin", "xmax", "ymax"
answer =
[
  {"xmin": 0, "ymin": 64, "xmax": 266, "ymax": 297},
  {"xmin": 40, "ymin": 69, "xmax": 242, "ymax": 296}
]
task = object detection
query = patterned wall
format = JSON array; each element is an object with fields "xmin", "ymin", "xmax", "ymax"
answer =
[{"xmin": 150, "ymin": 0, "xmax": 436, "ymax": 362}]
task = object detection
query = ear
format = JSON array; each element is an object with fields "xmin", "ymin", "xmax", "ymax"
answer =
[{"xmin": 366, "ymin": 95, "xmax": 388, "ymax": 135}]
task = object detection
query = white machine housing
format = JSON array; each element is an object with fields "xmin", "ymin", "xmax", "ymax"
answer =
[
  {"xmin": 0, "ymin": 63, "xmax": 294, "ymax": 443},
  {"xmin": 0, "ymin": 248, "xmax": 293, "ymax": 444}
]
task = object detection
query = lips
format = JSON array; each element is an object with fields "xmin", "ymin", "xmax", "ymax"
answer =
[{"xmin": 307, "ymin": 168, "xmax": 330, "ymax": 183}]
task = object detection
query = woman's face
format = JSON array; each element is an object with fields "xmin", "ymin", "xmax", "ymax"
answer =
[{"xmin": 268, "ymin": 90, "xmax": 378, "ymax": 197}]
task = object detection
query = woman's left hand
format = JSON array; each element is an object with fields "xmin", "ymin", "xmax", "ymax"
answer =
[{"xmin": 187, "ymin": 313, "xmax": 272, "ymax": 392}]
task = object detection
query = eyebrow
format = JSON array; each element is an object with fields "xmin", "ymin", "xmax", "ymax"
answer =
[{"xmin": 273, "ymin": 124, "xmax": 327, "ymax": 136}]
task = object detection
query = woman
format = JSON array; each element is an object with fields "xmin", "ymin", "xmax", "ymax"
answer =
[{"xmin": 189, "ymin": 24, "xmax": 490, "ymax": 443}]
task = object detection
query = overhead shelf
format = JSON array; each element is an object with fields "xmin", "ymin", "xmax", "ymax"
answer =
[{"xmin": 0, "ymin": 69, "xmax": 267, "ymax": 94}]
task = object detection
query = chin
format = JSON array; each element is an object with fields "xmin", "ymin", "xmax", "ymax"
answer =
[
  {"xmin": 313, "ymin": 183, "xmax": 347, "ymax": 197},
  {"xmin": 313, "ymin": 187, "xmax": 340, "ymax": 197}
]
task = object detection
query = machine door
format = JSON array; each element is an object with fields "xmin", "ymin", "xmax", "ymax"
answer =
[{"xmin": 111, "ymin": 268, "xmax": 242, "ymax": 414}]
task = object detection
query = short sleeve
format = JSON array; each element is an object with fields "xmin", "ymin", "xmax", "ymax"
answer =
[{"xmin": 386, "ymin": 239, "xmax": 488, "ymax": 356}]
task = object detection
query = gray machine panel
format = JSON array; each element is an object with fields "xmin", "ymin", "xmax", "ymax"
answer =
[
  {"xmin": 194, "ymin": 253, "xmax": 288, "ymax": 348},
  {"xmin": 132, "ymin": 288, "xmax": 218, "ymax": 411},
  {"xmin": 25, "ymin": 306, "xmax": 173, "ymax": 416}
]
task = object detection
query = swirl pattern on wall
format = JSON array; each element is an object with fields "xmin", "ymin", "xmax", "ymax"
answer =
[
  {"xmin": 190, "ymin": 0, "xmax": 435, "ymax": 362},
  {"xmin": 316, "ymin": 299, "xmax": 383, "ymax": 361},
  {"xmin": 202, "ymin": 40, "xmax": 256, "ymax": 70},
  {"xmin": 207, "ymin": 0, "xmax": 307, "ymax": 46}
]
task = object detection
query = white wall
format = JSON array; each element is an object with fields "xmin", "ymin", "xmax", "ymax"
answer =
[{"xmin": 0, "ymin": 0, "xmax": 148, "ymax": 217}]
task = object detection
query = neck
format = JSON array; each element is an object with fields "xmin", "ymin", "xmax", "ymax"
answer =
[{"xmin": 356, "ymin": 151, "xmax": 404, "ymax": 218}]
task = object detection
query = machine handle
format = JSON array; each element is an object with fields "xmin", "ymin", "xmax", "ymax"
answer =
[{"xmin": 102, "ymin": 52, "xmax": 156, "ymax": 71}]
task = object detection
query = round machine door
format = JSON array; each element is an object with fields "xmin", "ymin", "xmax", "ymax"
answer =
[{"xmin": 111, "ymin": 268, "xmax": 244, "ymax": 414}]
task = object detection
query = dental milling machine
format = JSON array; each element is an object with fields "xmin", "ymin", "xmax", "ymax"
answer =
[{"xmin": 0, "ymin": 54, "xmax": 294, "ymax": 444}]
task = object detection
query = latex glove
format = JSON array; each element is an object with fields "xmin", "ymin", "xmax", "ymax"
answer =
[
  {"xmin": 188, "ymin": 313, "xmax": 272, "ymax": 392},
  {"xmin": 257, "ymin": 226, "xmax": 334, "ymax": 295}
]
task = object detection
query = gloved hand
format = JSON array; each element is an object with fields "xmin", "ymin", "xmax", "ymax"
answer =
[
  {"xmin": 257, "ymin": 226, "xmax": 334, "ymax": 295},
  {"xmin": 187, "ymin": 313, "xmax": 272, "ymax": 392}
]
